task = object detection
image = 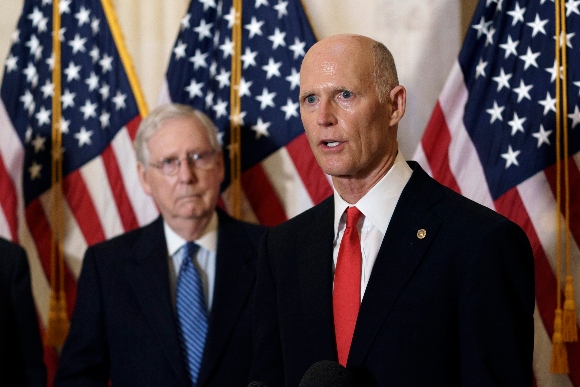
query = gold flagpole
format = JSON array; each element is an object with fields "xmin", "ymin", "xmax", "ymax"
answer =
[
  {"xmin": 45, "ymin": 0, "xmax": 69, "ymax": 347},
  {"xmin": 559, "ymin": 0, "xmax": 578, "ymax": 345},
  {"xmin": 229, "ymin": 0, "xmax": 243, "ymax": 219},
  {"xmin": 551, "ymin": 0, "xmax": 578, "ymax": 373}
]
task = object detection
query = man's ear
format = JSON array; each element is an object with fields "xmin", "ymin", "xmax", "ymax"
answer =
[
  {"xmin": 388, "ymin": 85, "xmax": 406, "ymax": 127},
  {"xmin": 137, "ymin": 162, "xmax": 152, "ymax": 196}
]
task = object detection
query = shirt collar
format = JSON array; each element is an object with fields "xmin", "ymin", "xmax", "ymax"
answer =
[
  {"xmin": 333, "ymin": 150, "xmax": 412, "ymax": 235},
  {"xmin": 164, "ymin": 211, "xmax": 219, "ymax": 256}
]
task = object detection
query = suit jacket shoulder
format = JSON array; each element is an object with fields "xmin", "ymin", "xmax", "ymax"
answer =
[
  {"xmin": 390, "ymin": 162, "xmax": 532, "ymax": 263},
  {"xmin": 86, "ymin": 215, "xmax": 165, "ymax": 258}
]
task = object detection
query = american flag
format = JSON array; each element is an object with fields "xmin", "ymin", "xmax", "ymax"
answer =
[
  {"xmin": 414, "ymin": 0, "xmax": 580, "ymax": 384},
  {"xmin": 0, "ymin": 0, "xmax": 157, "ymax": 380},
  {"xmin": 158, "ymin": 0, "xmax": 332, "ymax": 226}
]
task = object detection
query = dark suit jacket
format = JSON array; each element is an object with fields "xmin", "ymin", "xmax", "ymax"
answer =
[
  {"xmin": 251, "ymin": 162, "xmax": 535, "ymax": 386},
  {"xmin": 0, "ymin": 237, "xmax": 47, "ymax": 387},
  {"xmin": 55, "ymin": 209, "xmax": 267, "ymax": 386}
]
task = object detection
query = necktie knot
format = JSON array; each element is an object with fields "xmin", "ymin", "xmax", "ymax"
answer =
[
  {"xmin": 345, "ymin": 206, "xmax": 363, "ymax": 229},
  {"xmin": 183, "ymin": 241, "xmax": 200, "ymax": 263}
]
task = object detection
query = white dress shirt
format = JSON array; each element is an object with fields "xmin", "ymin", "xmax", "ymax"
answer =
[
  {"xmin": 333, "ymin": 151, "xmax": 412, "ymax": 301},
  {"xmin": 164, "ymin": 211, "xmax": 218, "ymax": 312}
]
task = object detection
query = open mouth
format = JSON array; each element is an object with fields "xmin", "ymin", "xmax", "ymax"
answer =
[{"xmin": 324, "ymin": 141, "xmax": 340, "ymax": 147}]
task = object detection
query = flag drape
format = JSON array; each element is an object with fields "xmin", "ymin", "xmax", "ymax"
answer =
[
  {"xmin": 0, "ymin": 0, "xmax": 157, "ymax": 381},
  {"xmin": 414, "ymin": 0, "xmax": 580, "ymax": 384},
  {"xmin": 158, "ymin": 0, "xmax": 332, "ymax": 225}
]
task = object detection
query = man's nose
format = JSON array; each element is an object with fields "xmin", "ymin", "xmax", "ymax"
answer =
[
  {"xmin": 176, "ymin": 158, "xmax": 198, "ymax": 182},
  {"xmin": 316, "ymin": 100, "xmax": 337, "ymax": 126}
]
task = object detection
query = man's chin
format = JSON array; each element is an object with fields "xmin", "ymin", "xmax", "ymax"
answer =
[
  {"xmin": 184, "ymin": 209, "xmax": 212, "ymax": 219},
  {"xmin": 172, "ymin": 203, "xmax": 211, "ymax": 218},
  {"xmin": 320, "ymin": 165, "xmax": 352, "ymax": 178}
]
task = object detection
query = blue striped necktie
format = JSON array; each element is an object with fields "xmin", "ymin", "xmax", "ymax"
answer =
[{"xmin": 176, "ymin": 242, "xmax": 208, "ymax": 386}]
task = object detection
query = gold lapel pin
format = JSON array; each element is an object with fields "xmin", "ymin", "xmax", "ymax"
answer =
[{"xmin": 417, "ymin": 229, "xmax": 426, "ymax": 239}]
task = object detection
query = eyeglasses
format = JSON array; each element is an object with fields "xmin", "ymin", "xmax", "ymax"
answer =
[{"xmin": 149, "ymin": 151, "xmax": 219, "ymax": 175}]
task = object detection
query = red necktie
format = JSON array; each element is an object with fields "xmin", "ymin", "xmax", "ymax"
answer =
[{"xmin": 333, "ymin": 206, "xmax": 363, "ymax": 366}]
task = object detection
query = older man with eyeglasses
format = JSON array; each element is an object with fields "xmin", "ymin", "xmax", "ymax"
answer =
[{"xmin": 56, "ymin": 103, "xmax": 268, "ymax": 387}]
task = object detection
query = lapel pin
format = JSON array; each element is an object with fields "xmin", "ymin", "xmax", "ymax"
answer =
[{"xmin": 417, "ymin": 229, "xmax": 426, "ymax": 239}]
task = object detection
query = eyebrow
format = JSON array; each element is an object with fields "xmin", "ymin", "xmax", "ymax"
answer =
[{"xmin": 298, "ymin": 90, "xmax": 314, "ymax": 100}]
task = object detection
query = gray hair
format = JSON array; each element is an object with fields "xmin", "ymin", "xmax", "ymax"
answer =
[
  {"xmin": 371, "ymin": 40, "xmax": 399, "ymax": 104},
  {"xmin": 134, "ymin": 103, "xmax": 221, "ymax": 165}
]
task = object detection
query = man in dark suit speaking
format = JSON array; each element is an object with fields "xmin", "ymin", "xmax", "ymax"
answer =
[
  {"xmin": 56, "ymin": 103, "xmax": 267, "ymax": 386},
  {"xmin": 250, "ymin": 34, "xmax": 535, "ymax": 386}
]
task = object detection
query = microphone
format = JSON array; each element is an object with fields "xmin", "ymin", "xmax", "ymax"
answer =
[
  {"xmin": 247, "ymin": 382, "xmax": 268, "ymax": 387},
  {"xmin": 299, "ymin": 360, "xmax": 354, "ymax": 387}
]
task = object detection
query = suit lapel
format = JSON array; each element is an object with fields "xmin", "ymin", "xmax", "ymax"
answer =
[
  {"xmin": 127, "ymin": 217, "xmax": 189, "ymax": 384},
  {"xmin": 348, "ymin": 164, "xmax": 443, "ymax": 366},
  {"xmin": 196, "ymin": 211, "xmax": 257, "ymax": 385},
  {"xmin": 296, "ymin": 197, "xmax": 338, "ymax": 359}
]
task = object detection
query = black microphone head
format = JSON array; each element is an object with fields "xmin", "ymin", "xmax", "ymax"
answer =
[
  {"xmin": 299, "ymin": 360, "xmax": 354, "ymax": 387},
  {"xmin": 247, "ymin": 382, "xmax": 268, "ymax": 387}
]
